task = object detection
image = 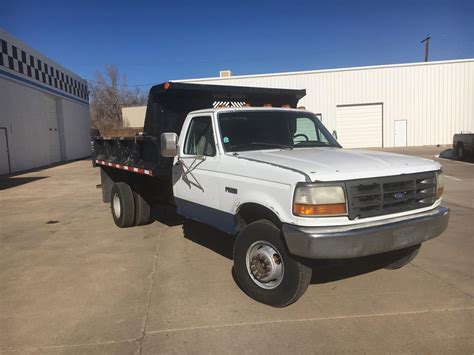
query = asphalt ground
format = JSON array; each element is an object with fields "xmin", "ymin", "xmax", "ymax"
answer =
[{"xmin": 0, "ymin": 146, "xmax": 472, "ymax": 354}]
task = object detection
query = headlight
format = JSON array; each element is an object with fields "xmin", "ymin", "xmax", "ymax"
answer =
[
  {"xmin": 436, "ymin": 171, "xmax": 444, "ymax": 199},
  {"xmin": 293, "ymin": 184, "xmax": 347, "ymax": 216}
]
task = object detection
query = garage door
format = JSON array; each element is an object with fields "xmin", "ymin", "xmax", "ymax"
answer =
[
  {"xmin": 336, "ymin": 104, "xmax": 383, "ymax": 148},
  {"xmin": 0, "ymin": 128, "xmax": 10, "ymax": 175}
]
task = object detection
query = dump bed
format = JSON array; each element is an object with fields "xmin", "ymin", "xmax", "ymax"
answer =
[{"xmin": 92, "ymin": 82, "xmax": 306, "ymax": 177}]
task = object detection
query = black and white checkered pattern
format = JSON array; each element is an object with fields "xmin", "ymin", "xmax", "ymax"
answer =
[{"xmin": 0, "ymin": 37, "xmax": 88, "ymax": 102}]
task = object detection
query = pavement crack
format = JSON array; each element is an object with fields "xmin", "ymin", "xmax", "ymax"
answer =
[
  {"xmin": 137, "ymin": 227, "xmax": 164, "ymax": 355},
  {"xmin": 144, "ymin": 307, "xmax": 474, "ymax": 336},
  {"xmin": 410, "ymin": 262, "xmax": 474, "ymax": 298},
  {"xmin": 1, "ymin": 338, "xmax": 139, "ymax": 353}
]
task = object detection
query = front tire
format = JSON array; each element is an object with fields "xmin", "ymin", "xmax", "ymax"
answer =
[
  {"xmin": 233, "ymin": 220, "xmax": 312, "ymax": 307},
  {"xmin": 384, "ymin": 244, "xmax": 421, "ymax": 270},
  {"xmin": 111, "ymin": 182, "xmax": 135, "ymax": 228}
]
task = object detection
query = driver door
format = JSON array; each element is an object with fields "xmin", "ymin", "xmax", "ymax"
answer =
[{"xmin": 172, "ymin": 115, "xmax": 220, "ymax": 213}]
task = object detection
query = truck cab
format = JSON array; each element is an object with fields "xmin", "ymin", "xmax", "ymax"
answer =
[{"xmin": 162, "ymin": 106, "xmax": 449, "ymax": 306}]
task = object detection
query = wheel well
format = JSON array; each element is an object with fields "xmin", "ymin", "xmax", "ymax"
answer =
[{"xmin": 237, "ymin": 203, "xmax": 281, "ymax": 229}]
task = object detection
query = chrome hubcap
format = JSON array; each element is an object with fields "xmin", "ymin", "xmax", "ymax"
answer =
[
  {"xmin": 246, "ymin": 241, "xmax": 284, "ymax": 289},
  {"xmin": 113, "ymin": 193, "xmax": 121, "ymax": 218}
]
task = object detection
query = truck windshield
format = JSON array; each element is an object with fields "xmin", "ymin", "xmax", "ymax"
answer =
[{"xmin": 218, "ymin": 111, "xmax": 340, "ymax": 152}]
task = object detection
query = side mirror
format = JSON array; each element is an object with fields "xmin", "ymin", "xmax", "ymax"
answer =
[
  {"xmin": 161, "ymin": 132, "xmax": 179, "ymax": 157},
  {"xmin": 332, "ymin": 130, "xmax": 338, "ymax": 139}
]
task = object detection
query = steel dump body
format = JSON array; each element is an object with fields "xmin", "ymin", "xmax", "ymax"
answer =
[{"xmin": 92, "ymin": 82, "xmax": 306, "ymax": 177}]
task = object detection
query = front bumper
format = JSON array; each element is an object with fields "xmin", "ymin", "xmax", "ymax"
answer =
[{"xmin": 282, "ymin": 206, "xmax": 449, "ymax": 259}]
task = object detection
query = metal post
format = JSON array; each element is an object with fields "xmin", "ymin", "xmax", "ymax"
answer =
[{"xmin": 421, "ymin": 35, "xmax": 431, "ymax": 62}]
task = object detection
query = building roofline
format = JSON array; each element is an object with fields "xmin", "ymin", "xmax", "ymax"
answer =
[
  {"xmin": 0, "ymin": 27, "xmax": 87, "ymax": 83},
  {"xmin": 174, "ymin": 58, "xmax": 474, "ymax": 83},
  {"xmin": 122, "ymin": 105, "xmax": 147, "ymax": 109}
]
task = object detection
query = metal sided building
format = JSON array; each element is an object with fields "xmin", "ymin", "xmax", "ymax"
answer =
[
  {"xmin": 0, "ymin": 28, "xmax": 90, "ymax": 175},
  {"xmin": 178, "ymin": 59, "xmax": 474, "ymax": 149}
]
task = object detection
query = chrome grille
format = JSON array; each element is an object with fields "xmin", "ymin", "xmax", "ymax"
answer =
[{"xmin": 346, "ymin": 172, "xmax": 437, "ymax": 220}]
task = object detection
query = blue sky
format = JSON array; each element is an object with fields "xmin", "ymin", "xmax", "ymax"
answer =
[{"xmin": 2, "ymin": 0, "xmax": 473, "ymax": 88}]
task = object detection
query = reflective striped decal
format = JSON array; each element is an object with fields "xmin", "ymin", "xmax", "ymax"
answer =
[{"xmin": 95, "ymin": 160, "xmax": 152, "ymax": 176}]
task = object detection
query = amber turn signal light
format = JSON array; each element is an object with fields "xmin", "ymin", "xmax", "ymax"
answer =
[
  {"xmin": 437, "ymin": 187, "xmax": 444, "ymax": 199},
  {"xmin": 293, "ymin": 203, "xmax": 347, "ymax": 216},
  {"xmin": 436, "ymin": 172, "xmax": 444, "ymax": 199}
]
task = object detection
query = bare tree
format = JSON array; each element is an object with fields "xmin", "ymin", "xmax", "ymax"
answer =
[{"xmin": 90, "ymin": 65, "xmax": 148, "ymax": 132}]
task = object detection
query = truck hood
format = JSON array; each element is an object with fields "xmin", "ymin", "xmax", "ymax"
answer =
[{"xmin": 237, "ymin": 148, "xmax": 441, "ymax": 181}]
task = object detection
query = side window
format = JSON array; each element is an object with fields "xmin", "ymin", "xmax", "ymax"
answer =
[
  {"xmin": 184, "ymin": 116, "xmax": 216, "ymax": 156},
  {"xmin": 293, "ymin": 117, "xmax": 329, "ymax": 144},
  {"xmin": 294, "ymin": 117, "xmax": 318, "ymax": 143}
]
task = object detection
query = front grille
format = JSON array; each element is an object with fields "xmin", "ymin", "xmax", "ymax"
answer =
[{"xmin": 346, "ymin": 172, "xmax": 437, "ymax": 220}]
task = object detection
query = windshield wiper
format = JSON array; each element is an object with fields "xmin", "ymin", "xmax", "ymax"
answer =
[
  {"xmin": 294, "ymin": 141, "xmax": 334, "ymax": 147},
  {"xmin": 228, "ymin": 142, "xmax": 294, "ymax": 151}
]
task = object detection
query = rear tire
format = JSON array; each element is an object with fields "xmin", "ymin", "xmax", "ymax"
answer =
[
  {"xmin": 233, "ymin": 220, "xmax": 312, "ymax": 307},
  {"xmin": 111, "ymin": 182, "xmax": 135, "ymax": 228},
  {"xmin": 384, "ymin": 244, "xmax": 421, "ymax": 270},
  {"xmin": 133, "ymin": 190, "xmax": 151, "ymax": 226}
]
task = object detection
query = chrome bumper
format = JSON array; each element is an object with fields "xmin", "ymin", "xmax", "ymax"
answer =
[{"xmin": 282, "ymin": 206, "xmax": 449, "ymax": 259}]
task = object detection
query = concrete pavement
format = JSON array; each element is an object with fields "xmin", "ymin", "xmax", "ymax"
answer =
[{"xmin": 0, "ymin": 146, "xmax": 473, "ymax": 353}]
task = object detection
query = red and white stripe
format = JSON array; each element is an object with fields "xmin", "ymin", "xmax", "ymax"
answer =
[{"xmin": 95, "ymin": 160, "xmax": 153, "ymax": 176}]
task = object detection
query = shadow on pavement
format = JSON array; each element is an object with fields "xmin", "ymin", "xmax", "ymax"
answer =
[
  {"xmin": 150, "ymin": 204, "xmax": 185, "ymax": 227},
  {"xmin": 150, "ymin": 205, "xmax": 396, "ymax": 285},
  {"xmin": 308, "ymin": 256, "xmax": 388, "ymax": 284},
  {"xmin": 183, "ymin": 219, "xmax": 235, "ymax": 260},
  {"xmin": 0, "ymin": 176, "xmax": 49, "ymax": 190},
  {"xmin": 150, "ymin": 204, "xmax": 235, "ymax": 259}
]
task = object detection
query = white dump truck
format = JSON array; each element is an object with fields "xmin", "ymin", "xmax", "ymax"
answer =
[{"xmin": 92, "ymin": 82, "xmax": 449, "ymax": 307}]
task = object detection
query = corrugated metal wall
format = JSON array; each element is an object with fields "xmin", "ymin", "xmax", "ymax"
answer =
[
  {"xmin": 180, "ymin": 60, "xmax": 474, "ymax": 147},
  {"xmin": 0, "ymin": 29, "xmax": 90, "ymax": 174}
]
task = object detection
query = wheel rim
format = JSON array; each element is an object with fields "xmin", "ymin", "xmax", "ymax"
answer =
[
  {"xmin": 113, "ymin": 193, "xmax": 121, "ymax": 218},
  {"xmin": 245, "ymin": 241, "xmax": 284, "ymax": 289}
]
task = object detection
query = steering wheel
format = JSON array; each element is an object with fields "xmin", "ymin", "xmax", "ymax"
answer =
[{"xmin": 293, "ymin": 133, "xmax": 309, "ymax": 142}]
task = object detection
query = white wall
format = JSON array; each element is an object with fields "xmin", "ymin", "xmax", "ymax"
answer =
[
  {"xmin": 0, "ymin": 28, "xmax": 90, "ymax": 174},
  {"xmin": 179, "ymin": 59, "xmax": 474, "ymax": 147},
  {"xmin": 0, "ymin": 78, "xmax": 52, "ymax": 172},
  {"xmin": 0, "ymin": 77, "xmax": 90, "ymax": 173}
]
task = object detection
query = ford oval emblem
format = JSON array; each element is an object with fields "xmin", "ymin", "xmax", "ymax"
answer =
[{"xmin": 394, "ymin": 192, "xmax": 406, "ymax": 200}]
